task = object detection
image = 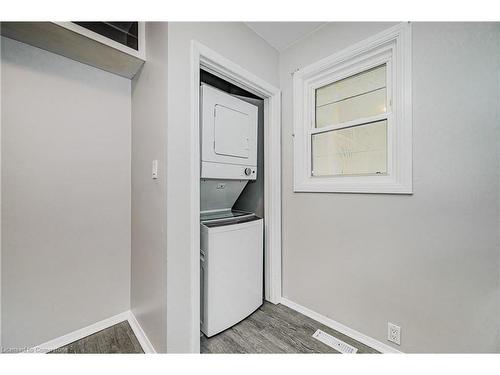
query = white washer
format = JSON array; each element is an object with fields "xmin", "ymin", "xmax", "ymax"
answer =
[{"xmin": 200, "ymin": 212, "xmax": 263, "ymax": 337}]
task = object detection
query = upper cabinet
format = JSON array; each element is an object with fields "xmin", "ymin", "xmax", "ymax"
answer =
[
  {"xmin": 73, "ymin": 22, "xmax": 141, "ymax": 52},
  {"xmin": 0, "ymin": 22, "xmax": 146, "ymax": 79}
]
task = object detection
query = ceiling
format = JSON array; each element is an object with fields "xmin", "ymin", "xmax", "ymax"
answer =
[{"xmin": 245, "ymin": 22, "xmax": 326, "ymax": 52}]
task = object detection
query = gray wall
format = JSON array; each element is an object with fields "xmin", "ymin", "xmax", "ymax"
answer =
[
  {"xmin": 131, "ymin": 22, "xmax": 168, "ymax": 353},
  {"xmin": 166, "ymin": 22, "xmax": 279, "ymax": 352},
  {"xmin": 279, "ymin": 22, "xmax": 500, "ymax": 353},
  {"xmin": 1, "ymin": 37, "xmax": 131, "ymax": 349}
]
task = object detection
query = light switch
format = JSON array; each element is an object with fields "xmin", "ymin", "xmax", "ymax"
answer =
[{"xmin": 152, "ymin": 160, "xmax": 158, "ymax": 179}]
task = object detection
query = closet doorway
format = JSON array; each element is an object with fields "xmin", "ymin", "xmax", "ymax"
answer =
[{"xmin": 189, "ymin": 41, "xmax": 282, "ymax": 352}]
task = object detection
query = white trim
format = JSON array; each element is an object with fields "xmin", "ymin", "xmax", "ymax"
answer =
[
  {"xmin": 0, "ymin": 35, "xmax": 2, "ymax": 351},
  {"xmin": 127, "ymin": 312, "xmax": 156, "ymax": 354},
  {"xmin": 293, "ymin": 22, "xmax": 412, "ymax": 194},
  {"xmin": 189, "ymin": 42, "xmax": 202, "ymax": 355},
  {"xmin": 280, "ymin": 298, "xmax": 402, "ymax": 354},
  {"xmin": 19, "ymin": 311, "xmax": 155, "ymax": 354},
  {"xmin": 190, "ymin": 41, "xmax": 282, "ymax": 353},
  {"xmin": 54, "ymin": 22, "xmax": 146, "ymax": 61},
  {"xmin": 311, "ymin": 113, "xmax": 389, "ymax": 135},
  {"xmin": 23, "ymin": 311, "xmax": 130, "ymax": 353}
]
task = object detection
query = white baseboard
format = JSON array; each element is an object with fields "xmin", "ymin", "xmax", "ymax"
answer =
[
  {"xmin": 127, "ymin": 311, "xmax": 156, "ymax": 353},
  {"xmin": 24, "ymin": 310, "xmax": 155, "ymax": 354},
  {"xmin": 280, "ymin": 298, "xmax": 402, "ymax": 354}
]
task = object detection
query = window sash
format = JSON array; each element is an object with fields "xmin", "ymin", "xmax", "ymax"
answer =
[
  {"xmin": 315, "ymin": 64, "xmax": 387, "ymax": 128},
  {"xmin": 310, "ymin": 120, "xmax": 389, "ymax": 177},
  {"xmin": 309, "ymin": 112, "xmax": 389, "ymax": 136},
  {"xmin": 306, "ymin": 59, "xmax": 393, "ymax": 179},
  {"xmin": 310, "ymin": 115, "xmax": 392, "ymax": 176},
  {"xmin": 309, "ymin": 58, "xmax": 392, "ymax": 134}
]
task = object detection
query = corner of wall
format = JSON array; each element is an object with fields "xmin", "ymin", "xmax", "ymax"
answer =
[{"xmin": 130, "ymin": 21, "xmax": 169, "ymax": 354}]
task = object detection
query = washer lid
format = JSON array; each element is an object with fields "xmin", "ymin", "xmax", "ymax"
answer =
[
  {"xmin": 202, "ymin": 214, "xmax": 260, "ymax": 228},
  {"xmin": 200, "ymin": 209, "xmax": 251, "ymax": 222}
]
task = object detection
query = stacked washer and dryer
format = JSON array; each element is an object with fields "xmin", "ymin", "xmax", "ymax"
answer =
[{"xmin": 199, "ymin": 84, "xmax": 263, "ymax": 337}]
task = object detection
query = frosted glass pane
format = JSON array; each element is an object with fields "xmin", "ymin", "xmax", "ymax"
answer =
[
  {"xmin": 316, "ymin": 88, "xmax": 386, "ymax": 128},
  {"xmin": 312, "ymin": 120, "xmax": 387, "ymax": 176},
  {"xmin": 316, "ymin": 65, "xmax": 386, "ymax": 106},
  {"xmin": 315, "ymin": 65, "xmax": 386, "ymax": 128}
]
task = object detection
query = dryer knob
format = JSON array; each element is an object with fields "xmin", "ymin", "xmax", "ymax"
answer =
[{"xmin": 244, "ymin": 168, "xmax": 252, "ymax": 176}]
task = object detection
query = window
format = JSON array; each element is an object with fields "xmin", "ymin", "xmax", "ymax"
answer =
[{"xmin": 293, "ymin": 23, "xmax": 412, "ymax": 193}]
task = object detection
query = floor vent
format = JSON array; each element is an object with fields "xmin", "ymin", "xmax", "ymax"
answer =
[{"xmin": 312, "ymin": 329, "xmax": 358, "ymax": 354}]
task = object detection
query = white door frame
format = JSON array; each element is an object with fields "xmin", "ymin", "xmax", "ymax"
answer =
[{"xmin": 189, "ymin": 41, "xmax": 282, "ymax": 352}]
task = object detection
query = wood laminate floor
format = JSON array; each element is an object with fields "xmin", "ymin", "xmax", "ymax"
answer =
[
  {"xmin": 201, "ymin": 302, "xmax": 379, "ymax": 354},
  {"xmin": 50, "ymin": 302, "xmax": 377, "ymax": 354},
  {"xmin": 49, "ymin": 321, "xmax": 143, "ymax": 354}
]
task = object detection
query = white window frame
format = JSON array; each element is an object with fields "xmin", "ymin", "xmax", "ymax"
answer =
[{"xmin": 293, "ymin": 22, "xmax": 412, "ymax": 194}]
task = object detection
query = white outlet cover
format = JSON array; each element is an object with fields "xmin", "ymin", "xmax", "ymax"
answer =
[{"xmin": 387, "ymin": 322, "xmax": 401, "ymax": 345}]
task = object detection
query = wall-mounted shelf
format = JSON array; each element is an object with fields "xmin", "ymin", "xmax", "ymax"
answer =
[{"xmin": 1, "ymin": 22, "xmax": 146, "ymax": 79}]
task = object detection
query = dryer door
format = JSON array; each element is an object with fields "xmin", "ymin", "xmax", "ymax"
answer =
[
  {"xmin": 201, "ymin": 84, "xmax": 258, "ymax": 179},
  {"xmin": 214, "ymin": 104, "xmax": 249, "ymax": 159}
]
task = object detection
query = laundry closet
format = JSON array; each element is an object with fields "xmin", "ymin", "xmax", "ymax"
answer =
[{"xmin": 198, "ymin": 70, "xmax": 265, "ymax": 337}]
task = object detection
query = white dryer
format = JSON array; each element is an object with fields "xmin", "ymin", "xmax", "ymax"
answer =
[
  {"xmin": 200, "ymin": 84, "xmax": 258, "ymax": 180},
  {"xmin": 200, "ymin": 212, "xmax": 263, "ymax": 337}
]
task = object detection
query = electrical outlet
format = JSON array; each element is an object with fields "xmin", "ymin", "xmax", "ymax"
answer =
[{"xmin": 387, "ymin": 322, "xmax": 401, "ymax": 345}]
